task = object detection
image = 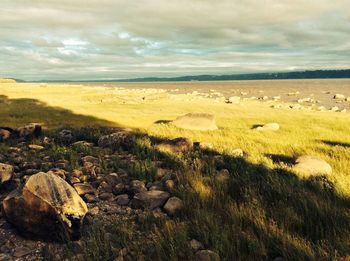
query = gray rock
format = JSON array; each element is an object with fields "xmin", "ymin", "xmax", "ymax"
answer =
[
  {"xmin": 256, "ymin": 123, "xmax": 280, "ymax": 131},
  {"xmin": 58, "ymin": 129, "xmax": 73, "ymax": 143},
  {"xmin": 98, "ymin": 131, "xmax": 133, "ymax": 149},
  {"xmin": 195, "ymin": 250, "xmax": 220, "ymax": 261},
  {"xmin": 116, "ymin": 194, "xmax": 130, "ymax": 206},
  {"xmin": 130, "ymin": 190, "xmax": 170, "ymax": 209},
  {"xmin": 17, "ymin": 123, "xmax": 41, "ymax": 138},
  {"xmin": 129, "ymin": 180, "xmax": 147, "ymax": 194},
  {"xmin": 163, "ymin": 196, "xmax": 184, "ymax": 216},
  {"xmin": 293, "ymin": 155, "xmax": 332, "ymax": 176}
]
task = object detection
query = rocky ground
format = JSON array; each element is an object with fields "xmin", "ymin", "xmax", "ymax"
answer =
[{"xmin": 0, "ymin": 124, "xmax": 220, "ymax": 261}]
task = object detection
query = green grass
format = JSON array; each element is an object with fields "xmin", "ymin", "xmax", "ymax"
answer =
[{"xmin": 1, "ymin": 82, "xmax": 350, "ymax": 260}]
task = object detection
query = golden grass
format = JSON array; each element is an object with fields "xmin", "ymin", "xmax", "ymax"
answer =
[{"xmin": 1, "ymin": 81, "xmax": 350, "ymax": 197}]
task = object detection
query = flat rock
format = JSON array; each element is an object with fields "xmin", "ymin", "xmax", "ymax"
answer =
[
  {"xmin": 256, "ymin": 123, "xmax": 280, "ymax": 131},
  {"xmin": 2, "ymin": 172, "xmax": 88, "ymax": 240},
  {"xmin": 130, "ymin": 190, "xmax": 170, "ymax": 210},
  {"xmin": 73, "ymin": 183, "xmax": 95, "ymax": 196},
  {"xmin": 195, "ymin": 250, "xmax": 220, "ymax": 261},
  {"xmin": 293, "ymin": 155, "xmax": 332, "ymax": 176},
  {"xmin": 172, "ymin": 113, "xmax": 218, "ymax": 131}
]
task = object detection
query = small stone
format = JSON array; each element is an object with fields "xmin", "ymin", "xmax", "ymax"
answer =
[
  {"xmin": 88, "ymin": 206, "xmax": 99, "ymax": 216},
  {"xmin": 215, "ymin": 169, "xmax": 230, "ymax": 182},
  {"xmin": 0, "ymin": 129, "xmax": 11, "ymax": 141},
  {"xmin": 99, "ymin": 192, "xmax": 114, "ymax": 201},
  {"xmin": 0, "ymin": 163, "xmax": 14, "ymax": 184},
  {"xmin": 84, "ymin": 194, "xmax": 98, "ymax": 203},
  {"xmin": 28, "ymin": 144, "xmax": 44, "ymax": 151},
  {"xmin": 195, "ymin": 250, "xmax": 220, "ymax": 261},
  {"xmin": 165, "ymin": 180, "xmax": 175, "ymax": 191},
  {"xmin": 116, "ymin": 194, "xmax": 130, "ymax": 206},
  {"xmin": 0, "ymin": 253, "xmax": 13, "ymax": 261},
  {"xmin": 163, "ymin": 196, "xmax": 184, "ymax": 216},
  {"xmin": 74, "ymin": 183, "xmax": 95, "ymax": 196},
  {"xmin": 129, "ymin": 180, "xmax": 147, "ymax": 194},
  {"xmin": 130, "ymin": 190, "xmax": 170, "ymax": 210},
  {"xmin": 113, "ymin": 183, "xmax": 126, "ymax": 195},
  {"xmin": 190, "ymin": 239, "xmax": 204, "ymax": 252}
]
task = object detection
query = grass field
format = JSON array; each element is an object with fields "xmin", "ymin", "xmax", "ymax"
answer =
[{"xmin": 1, "ymin": 81, "xmax": 350, "ymax": 260}]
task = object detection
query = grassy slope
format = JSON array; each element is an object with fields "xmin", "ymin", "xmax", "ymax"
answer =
[{"xmin": 1, "ymin": 82, "xmax": 350, "ymax": 259}]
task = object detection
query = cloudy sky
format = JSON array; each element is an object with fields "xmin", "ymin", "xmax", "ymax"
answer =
[{"xmin": 1, "ymin": 0, "xmax": 349, "ymax": 81}]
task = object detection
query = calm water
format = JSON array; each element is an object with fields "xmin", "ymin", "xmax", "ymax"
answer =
[{"xmin": 82, "ymin": 79, "xmax": 350, "ymax": 109}]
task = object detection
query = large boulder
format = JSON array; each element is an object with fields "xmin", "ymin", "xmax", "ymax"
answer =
[
  {"xmin": 293, "ymin": 156, "xmax": 332, "ymax": 176},
  {"xmin": 172, "ymin": 113, "xmax": 218, "ymax": 131},
  {"xmin": 2, "ymin": 172, "xmax": 88, "ymax": 240},
  {"xmin": 98, "ymin": 131, "xmax": 134, "ymax": 149},
  {"xmin": 0, "ymin": 163, "xmax": 14, "ymax": 184}
]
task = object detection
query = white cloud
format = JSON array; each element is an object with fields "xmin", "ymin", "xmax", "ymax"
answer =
[{"xmin": 0, "ymin": 0, "xmax": 349, "ymax": 80}]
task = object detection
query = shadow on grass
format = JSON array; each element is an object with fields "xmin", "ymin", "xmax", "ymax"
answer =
[
  {"xmin": 265, "ymin": 153, "xmax": 295, "ymax": 165},
  {"xmin": 320, "ymin": 140, "xmax": 350, "ymax": 148},
  {"xmin": 154, "ymin": 119, "xmax": 172, "ymax": 124},
  {"xmin": 1, "ymin": 95, "xmax": 350, "ymax": 260},
  {"xmin": 0, "ymin": 95, "xmax": 117, "ymax": 129}
]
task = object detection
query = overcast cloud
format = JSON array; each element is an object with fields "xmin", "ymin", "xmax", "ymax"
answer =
[{"xmin": 0, "ymin": 0, "xmax": 349, "ymax": 80}]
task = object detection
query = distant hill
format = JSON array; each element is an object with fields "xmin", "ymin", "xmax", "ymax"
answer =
[
  {"xmin": 115, "ymin": 69, "xmax": 350, "ymax": 82},
  {"xmin": 22, "ymin": 69, "xmax": 350, "ymax": 83}
]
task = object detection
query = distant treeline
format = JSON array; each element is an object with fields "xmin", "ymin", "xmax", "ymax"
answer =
[
  {"xmin": 115, "ymin": 69, "xmax": 350, "ymax": 82},
  {"xmin": 15, "ymin": 69, "xmax": 350, "ymax": 83}
]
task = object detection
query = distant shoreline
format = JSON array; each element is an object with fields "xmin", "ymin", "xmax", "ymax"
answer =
[{"xmin": 5, "ymin": 69, "xmax": 350, "ymax": 83}]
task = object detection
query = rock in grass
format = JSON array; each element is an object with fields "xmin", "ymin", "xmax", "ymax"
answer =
[
  {"xmin": 256, "ymin": 123, "xmax": 280, "ymax": 131},
  {"xmin": 195, "ymin": 250, "xmax": 220, "ymax": 261},
  {"xmin": 73, "ymin": 183, "xmax": 95, "ymax": 196},
  {"xmin": 293, "ymin": 155, "xmax": 332, "ymax": 176},
  {"xmin": 2, "ymin": 172, "xmax": 88, "ymax": 240},
  {"xmin": 98, "ymin": 131, "xmax": 133, "ymax": 149},
  {"xmin": 163, "ymin": 196, "xmax": 184, "ymax": 216},
  {"xmin": 0, "ymin": 163, "xmax": 14, "ymax": 184},
  {"xmin": 130, "ymin": 190, "xmax": 170, "ymax": 210},
  {"xmin": 0, "ymin": 129, "xmax": 11, "ymax": 141},
  {"xmin": 190, "ymin": 239, "xmax": 204, "ymax": 252},
  {"xmin": 215, "ymin": 169, "xmax": 230, "ymax": 182},
  {"xmin": 172, "ymin": 113, "xmax": 218, "ymax": 131},
  {"xmin": 16, "ymin": 123, "xmax": 42, "ymax": 139},
  {"xmin": 156, "ymin": 137, "xmax": 193, "ymax": 154},
  {"xmin": 333, "ymin": 94, "xmax": 345, "ymax": 99}
]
